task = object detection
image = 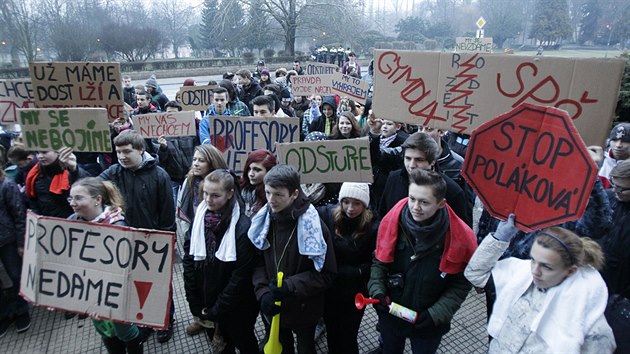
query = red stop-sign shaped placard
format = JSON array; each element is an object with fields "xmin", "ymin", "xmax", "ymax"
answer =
[{"xmin": 462, "ymin": 103, "xmax": 597, "ymax": 232}]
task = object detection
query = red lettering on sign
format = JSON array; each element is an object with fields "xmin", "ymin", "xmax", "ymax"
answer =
[
  {"xmin": 496, "ymin": 62, "xmax": 598, "ymax": 120},
  {"xmin": 444, "ymin": 54, "xmax": 479, "ymax": 133},
  {"xmin": 377, "ymin": 51, "xmax": 447, "ymax": 125}
]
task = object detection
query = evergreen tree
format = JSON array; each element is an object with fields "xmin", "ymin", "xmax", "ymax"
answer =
[
  {"xmin": 200, "ymin": 0, "xmax": 219, "ymax": 52},
  {"xmin": 578, "ymin": 0, "xmax": 601, "ymax": 44},
  {"xmin": 529, "ymin": 0, "xmax": 572, "ymax": 46},
  {"xmin": 242, "ymin": 0, "xmax": 275, "ymax": 55},
  {"xmin": 216, "ymin": 0, "xmax": 246, "ymax": 55}
]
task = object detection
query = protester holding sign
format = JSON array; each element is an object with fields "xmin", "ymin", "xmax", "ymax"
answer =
[
  {"xmin": 217, "ymin": 79, "xmax": 251, "ymax": 117},
  {"xmin": 0, "ymin": 164, "xmax": 29, "ymax": 338},
  {"xmin": 98, "ymin": 130, "xmax": 176, "ymax": 343},
  {"xmin": 240, "ymin": 149, "xmax": 277, "ymax": 217},
  {"xmin": 25, "ymin": 147, "xmax": 90, "ymax": 218},
  {"xmin": 186, "ymin": 170, "xmax": 260, "ymax": 353},
  {"xmin": 311, "ymin": 96, "xmax": 338, "ymax": 135},
  {"xmin": 66, "ymin": 177, "xmax": 144, "ymax": 353},
  {"xmin": 176, "ymin": 144, "xmax": 228, "ymax": 336},
  {"xmin": 465, "ymin": 216, "xmax": 616, "ymax": 353},
  {"xmin": 318, "ymin": 183, "xmax": 377, "ymax": 354}
]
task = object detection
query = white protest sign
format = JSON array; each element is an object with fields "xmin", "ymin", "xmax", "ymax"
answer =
[
  {"xmin": 455, "ymin": 37, "xmax": 493, "ymax": 53},
  {"xmin": 20, "ymin": 211, "xmax": 175, "ymax": 329},
  {"xmin": 176, "ymin": 85, "xmax": 217, "ymax": 111},
  {"xmin": 290, "ymin": 75, "xmax": 334, "ymax": 96},
  {"xmin": 0, "ymin": 79, "xmax": 36, "ymax": 124},
  {"xmin": 276, "ymin": 138, "xmax": 373, "ymax": 184},
  {"xmin": 18, "ymin": 108, "xmax": 112, "ymax": 152},
  {"xmin": 304, "ymin": 62, "xmax": 338, "ymax": 75},
  {"xmin": 29, "ymin": 62, "xmax": 124, "ymax": 122},
  {"xmin": 330, "ymin": 72, "xmax": 369, "ymax": 104},
  {"xmin": 134, "ymin": 111, "xmax": 196, "ymax": 138}
]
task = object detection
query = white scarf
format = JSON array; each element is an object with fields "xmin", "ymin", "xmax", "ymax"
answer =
[{"xmin": 189, "ymin": 201, "xmax": 241, "ymax": 262}]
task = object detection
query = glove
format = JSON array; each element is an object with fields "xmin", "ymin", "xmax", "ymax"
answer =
[
  {"xmin": 493, "ymin": 214, "xmax": 519, "ymax": 242},
  {"xmin": 260, "ymin": 292, "xmax": 281, "ymax": 317},
  {"xmin": 269, "ymin": 279, "xmax": 292, "ymax": 301},
  {"xmin": 414, "ymin": 310, "xmax": 434, "ymax": 330},
  {"xmin": 198, "ymin": 307, "xmax": 218, "ymax": 322},
  {"xmin": 372, "ymin": 294, "xmax": 389, "ymax": 313}
]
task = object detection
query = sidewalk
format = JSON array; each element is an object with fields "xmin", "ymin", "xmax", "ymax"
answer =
[{"xmin": 1, "ymin": 245, "xmax": 489, "ymax": 353}]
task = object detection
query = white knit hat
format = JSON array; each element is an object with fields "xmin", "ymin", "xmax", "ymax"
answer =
[{"xmin": 338, "ymin": 183, "xmax": 370, "ymax": 207}]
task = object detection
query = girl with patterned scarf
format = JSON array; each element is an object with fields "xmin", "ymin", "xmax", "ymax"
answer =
[{"xmin": 67, "ymin": 177, "xmax": 143, "ymax": 354}]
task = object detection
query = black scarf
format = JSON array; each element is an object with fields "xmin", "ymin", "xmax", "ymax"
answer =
[{"xmin": 400, "ymin": 205, "xmax": 448, "ymax": 255}]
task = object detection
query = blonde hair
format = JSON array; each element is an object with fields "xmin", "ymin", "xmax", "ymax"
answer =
[
  {"xmin": 72, "ymin": 177, "xmax": 125, "ymax": 211},
  {"xmin": 535, "ymin": 227, "xmax": 604, "ymax": 270},
  {"xmin": 332, "ymin": 201, "xmax": 373, "ymax": 240}
]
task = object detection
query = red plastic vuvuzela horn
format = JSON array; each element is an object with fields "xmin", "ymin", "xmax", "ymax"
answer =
[{"xmin": 355, "ymin": 293, "xmax": 380, "ymax": 310}]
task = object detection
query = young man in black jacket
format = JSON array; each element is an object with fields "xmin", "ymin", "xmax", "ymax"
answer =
[{"xmin": 98, "ymin": 130, "xmax": 176, "ymax": 343}]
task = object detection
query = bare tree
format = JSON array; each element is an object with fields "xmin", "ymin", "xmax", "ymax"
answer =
[
  {"xmin": 156, "ymin": 0, "xmax": 193, "ymax": 58},
  {"xmin": 0, "ymin": 0, "xmax": 40, "ymax": 64}
]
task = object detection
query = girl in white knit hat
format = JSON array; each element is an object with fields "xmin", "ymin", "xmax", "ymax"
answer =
[{"xmin": 317, "ymin": 182, "xmax": 378, "ymax": 354}]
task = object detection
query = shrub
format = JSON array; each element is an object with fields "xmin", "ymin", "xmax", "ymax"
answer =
[
  {"xmin": 424, "ymin": 39, "xmax": 437, "ymax": 50},
  {"xmin": 242, "ymin": 52, "xmax": 255, "ymax": 64},
  {"xmin": 263, "ymin": 48, "xmax": 275, "ymax": 58}
]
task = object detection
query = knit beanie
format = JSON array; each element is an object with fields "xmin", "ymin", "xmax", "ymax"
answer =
[
  {"xmin": 145, "ymin": 77, "xmax": 158, "ymax": 89},
  {"xmin": 338, "ymin": 182, "xmax": 370, "ymax": 207},
  {"xmin": 609, "ymin": 123, "xmax": 630, "ymax": 143}
]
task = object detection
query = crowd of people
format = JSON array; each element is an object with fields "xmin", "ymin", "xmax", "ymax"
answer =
[{"xmin": 0, "ymin": 55, "xmax": 628, "ymax": 354}]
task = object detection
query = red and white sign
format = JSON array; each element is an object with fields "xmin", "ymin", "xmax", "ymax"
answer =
[{"xmin": 462, "ymin": 103, "xmax": 598, "ymax": 232}]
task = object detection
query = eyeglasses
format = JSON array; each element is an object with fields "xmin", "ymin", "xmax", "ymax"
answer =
[
  {"xmin": 610, "ymin": 178, "xmax": 630, "ymax": 193},
  {"xmin": 67, "ymin": 195, "xmax": 90, "ymax": 203}
]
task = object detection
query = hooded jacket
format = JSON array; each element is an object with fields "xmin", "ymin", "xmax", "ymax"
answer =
[
  {"xmin": 0, "ymin": 178, "xmax": 25, "ymax": 248},
  {"xmin": 309, "ymin": 96, "xmax": 338, "ymax": 134},
  {"xmin": 158, "ymin": 136, "xmax": 198, "ymax": 181},
  {"xmin": 98, "ymin": 152, "xmax": 175, "ymax": 231}
]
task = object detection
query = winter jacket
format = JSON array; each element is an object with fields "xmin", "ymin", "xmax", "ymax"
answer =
[
  {"xmin": 309, "ymin": 96, "xmax": 337, "ymax": 134},
  {"xmin": 368, "ymin": 202, "xmax": 473, "ymax": 338},
  {"xmin": 598, "ymin": 149, "xmax": 618, "ymax": 189},
  {"xmin": 466, "ymin": 236, "xmax": 615, "ymax": 354},
  {"xmin": 378, "ymin": 168, "xmax": 472, "ymax": 226},
  {"xmin": 199, "ymin": 105, "xmax": 232, "ymax": 145},
  {"xmin": 601, "ymin": 190, "xmax": 630, "ymax": 299},
  {"xmin": 227, "ymin": 99, "xmax": 251, "ymax": 117},
  {"xmin": 123, "ymin": 87, "xmax": 135, "ymax": 106},
  {"xmin": 184, "ymin": 212, "xmax": 259, "ymax": 320},
  {"xmin": 342, "ymin": 62, "xmax": 362, "ymax": 79},
  {"xmin": 0, "ymin": 178, "xmax": 25, "ymax": 248},
  {"xmin": 318, "ymin": 205, "xmax": 378, "ymax": 299},
  {"xmin": 251, "ymin": 195, "xmax": 337, "ymax": 328},
  {"xmin": 26, "ymin": 161, "xmax": 90, "ymax": 218},
  {"xmin": 238, "ymin": 82, "xmax": 263, "ymax": 113},
  {"xmin": 129, "ymin": 105, "xmax": 158, "ymax": 119},
  {"xmin": 157, "ymin": 136, "xmax": 198, "ymax": 181},
  {"xmin": 98, "ymin": 153, "xmax": 175, "ymax": 231},
  {"xmin": 369, "ymin": 132, "xmax": 406, "ymax": 210}
]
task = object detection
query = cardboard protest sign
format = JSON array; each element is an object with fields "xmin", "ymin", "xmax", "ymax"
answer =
[
  {"xmin": 210, "ymin": 116, "xmax": 299, "ymax": 174},
  {"xmin": 290, "ymin": 75, "xmax": 334, "ymax": 96},
  {"xmin": 134, "ymin": 111, "xmax": 196, "ymax": 138},
  {"xmin": 29, "ymin": 62, "xmax": 124, "ymax": 122},
  {"xmin": 455, "ymin": 37, "xmax": 493, "ymax": 53},
  {"xmin": 330, "ymin": 72, "xmax": 369, "ymax": 104},
  {"xmin": 304, "ymin": 61, "xmax": 338, "ymax": 75},
  {"xmin": 176, "ymin": 84, "xmax": 217, "ymax": 111},
  {"xmin": 18, "ymin": 108, "xmax": 112, "ymax": 152},
  {"xmin": 372, "ymin": 50, "xmax": 626, "ymax": 146},
  {"xmin": 462, "ymin": 103, "xmax": 598, "ymax": 232},
  {"xmin": 0, "ymin": 79, "xmax": 36, "ymax": 124},
  {"xmin": 20, "ymin": 211, "xmax": 175, "ymax": 329},
  {"xmin": 276, "ymin": 138, "xmax": 373, "ymax": 184}
]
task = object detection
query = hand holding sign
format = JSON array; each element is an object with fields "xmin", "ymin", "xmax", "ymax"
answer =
[{"xmin": 58, "ymin": 147, "xmax": 77, "ymax": 172}]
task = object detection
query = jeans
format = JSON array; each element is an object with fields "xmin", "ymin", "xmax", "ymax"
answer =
[{"xmin": 379, "ymin": 319, "xmax": 442, "ymax": 354}]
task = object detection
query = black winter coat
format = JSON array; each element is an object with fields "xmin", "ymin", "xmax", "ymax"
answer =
[
  {"xmin": 157, "ymin": 136, "xmax": 198, "ymax": 181},
  {"xmin": 184, "ymin": 213, "xmax": 259, "ymax": 319},
  {"xmin": 238, "ymin": 82, "xmax": 263, "ymax": 113},
  {"xmin": 29, "ymin": 162, "xmax": 90, "ymax": 218},
  {"xmin": 601, "ymin": 191, "xmax": 630, "ymax": 299},
  {"xmin": 98, "ymin": 154, "xmax": 175, "ymax": 231},
  {"xmin": 0, "ymin": 178, "xmax": 25, "ymax": 247}
]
